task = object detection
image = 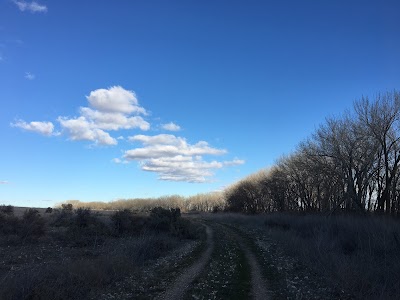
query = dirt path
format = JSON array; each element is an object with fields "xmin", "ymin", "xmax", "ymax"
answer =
[
  {"xmin": 222, "ymin": 224, "xmax": 270, "ymax": 300},
  {"xmin": 241, "ymin": 241, "xmax": 271, "ymax": 300},
  {"xmin": 157, "ymin": 224, "xmax": 214, "ymax": 300}
]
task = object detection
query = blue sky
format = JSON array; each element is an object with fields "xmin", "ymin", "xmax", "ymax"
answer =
[{"xmin": 1, "ymin": 0, "xmax": 399, "ymax": 207}]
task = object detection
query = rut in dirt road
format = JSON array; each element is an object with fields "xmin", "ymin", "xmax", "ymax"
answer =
[
  {"xmin": 241, "ymin": 243, "xmax": 271, "ymax": 300},
  {"xmin": 184, "ymin": 221, "xmax": 271, "ymax": 300},
  {"xmin": 225, "ymin": 224, "xmax": 271, "ymax": 300},
  {"xmin": 157, "ymin": 224, "xmax": 214, "ymax": 300}
]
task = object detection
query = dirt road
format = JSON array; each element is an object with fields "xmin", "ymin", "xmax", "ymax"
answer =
[
  {"xmin": 158, "ymin": 225, "xmax": 214, "ymax": 300},
  {"xmin": 96, "ymin": 215, "xmax": 337, "ymax": 299},
  {"xmin": 157, "ymin": 220, "xmax": 270, "ymax": 300}
]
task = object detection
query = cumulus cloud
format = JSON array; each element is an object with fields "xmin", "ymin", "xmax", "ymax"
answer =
[
  {"xmin": 12, "ymin": 86, "xmax": 149, "ymax": 146},
  {"xmin": 11, "ymin": 85, "xmax": 244, "ymax": 181},
  {"xmin": 122, "ymin": 134, "xmax": 244, "ymax": 182},
  {"xmin": 55, "ymin": 86, "xmax": 149, "ymax": 145},
  {"xmin": 25, "ymin": 72, "xmax": 35, "ymax": 80},
  {"xmin": 86, "ymin": 86, "xmax": 146, "ymax": 115},
  {"xmin": 80, "ymin": 107, "xmax": 149, "ymax": 131},
  {"xmin": 125, "ymin": 134, "xmax": 226, "ymax": 160},
  {"xmin": 162, "ymin": 122, "xmax": 181, "ymax": 131},
  {"xmin": 140, "ymin": 156, "xmax": 223, "ymax": 182},
  {"xmin": 58, "ymin": 116, "xmax": 117, "ymax": 145},
  {"xmin": 11, "ymin": 120, "xmax": 55, "ymax": 136},
  {"xmin": 13, "ymin": 1, "xmax": 47, "ymax": 13}
]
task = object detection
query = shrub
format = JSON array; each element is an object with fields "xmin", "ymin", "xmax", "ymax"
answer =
[
  {"xmin": 45, "ymin": 207, "xmax": 53, "ymax": 213},
  {"xmin": 19, "ymin": 209, "xmax": 46, "ymax": 239},
  {"xmin": 0, "ymin": 204, "xmax": 14, "ymax": 215},
  {"xmin": 148, "ymin": 207, "xmax": 180, "ymax": 231},
  {"xmin": 0, "ymin": 212, "xmax": 19, "ymax": 235},
  {"xmin": 148, "ymin": 207, "xmax": 201, "ymax": 238},
  {"xmin": 50, "ymin": 207, "xmax": 74, "ymax": 227},
  {"xmin": 74, "ymin": 208, "xmax": 92, "ymax": 228},
  {"xmin": 61, "ymin": 203, "xmax": 73, "ymax": 211},
  {"xmin": 60, "ymin": 209, "xmax": 110, "ymax": 247},
  {"xmin": 111, "ymin": 209, "xmax": 145, "ymax": 235}
]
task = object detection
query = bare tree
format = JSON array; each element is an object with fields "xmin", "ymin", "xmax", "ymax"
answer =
[{"xmin": 355, "ymin": 91, "xmax": 400, "ymax": 213}]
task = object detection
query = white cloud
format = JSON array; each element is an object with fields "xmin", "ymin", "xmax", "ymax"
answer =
[
  {"xmin": 0, "ymin": 181, "xmax": 9, "ymax": 184},
  {"xmin": 25, "ymin": 72, "xmax": 35, "ymax": 80},
  {"xmin": 11, "ymin": 85, "xmax": 244, "ymax": 181},
  {"xmin": 13, "ymin": 1, "xmax": 47, "ymax": 13},
  {"xmin": 128, "ymin": 134, "xmax": 184, "ymax": 146},
  {"xmin": 55, "ymin": 86, "xmax": 150, "ymax": 146},
  {"xmin": 58, "ymin": 116, "xmax": 117, "ymax": 145},
  {"xmin": 11, "ymin": 120, "xmax": 54, "ymax": 136},
  {"xmin": 112, "ymin": 158, "xmax": 129, "ymax": 164},
  {"xmin": 162, "ymin": 122, "xmax": 181, "ymax": 131},
  {"xmin": 86, "ymin": 86, "xmax": 146, "ymax": 115},
  {"xmin": 125, "ymin": 134, "xmax": 226, "ymax": 160},
  {"xmin": 12, "ymin": 86, "xmax": 150, "ymax": 146},
  {"xmin": 223, "ymin": 159, "xmax": 245, "ymax": 166},
  {"xmin": 140, "ymin": 156, "xmax": 222, "ymax": 182},
  {"xmin": 121, "ymin": 134, "xmax": 243, "ymax": 182},
  {"xmin": 80, "ymin": 107, "xmax": 149, "ymax": 131}
]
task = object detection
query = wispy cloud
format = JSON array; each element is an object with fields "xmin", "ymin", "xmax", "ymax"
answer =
[
  {"xmin": 112, "ymin": 158, "xmax": 129, "ymax": 164},
  {"xmin": 11, "ymin": 120, "xmax": 55, "ymax": 136},
  {"xmin": 13, "ymin": 1, "xmax": 47, "ymax": 13},
  {"xmin": 24, "ymin": 72, "xmax": 35, "ymax": 80},
  {"xmin": 161, "ymin": 122, "xmax": 181, "ymax": 131},
  {"xmin": 0, "ymin": 181, "xmax": 10, "ymax": 184},
  {"xmin": 223, "ymin": 159, "xmax": 245, "ymax": 166},
  {"xmin": 122, "ymin": 134, "xmax": 244, "ymax": 182}
]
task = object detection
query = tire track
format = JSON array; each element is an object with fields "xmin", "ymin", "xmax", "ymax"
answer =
[
  {"xmin": 221, "ymin": 224, "xmax": 271, "ymax": 300},
  {"xmin": 242, "ymin": 244, "xmax": 271, "ymax": 300},
  {"xmin": 157, "ymin": 224, "xmax": 214, "ymax": 300}
]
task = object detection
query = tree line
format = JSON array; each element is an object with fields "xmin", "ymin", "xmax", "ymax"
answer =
[{"xmin": 225, "ymin": 91, "xmax": 400, "ymax": 215}]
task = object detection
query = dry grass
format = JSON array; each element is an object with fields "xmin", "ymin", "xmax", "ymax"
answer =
[
  {"xmin": 199, "ymin": 212, "xmax": 400, "ymax": 299},
  {"xmin": 262, "ymin": 213, "xmax": 400, "ymax": 299},
  {"xmin": 0, "ymin": 206, "xmax": 204, "ymax": 300}
]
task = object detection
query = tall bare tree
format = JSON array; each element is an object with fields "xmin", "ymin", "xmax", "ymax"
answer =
[{"xmin": 355, "ymin": 91, "xmax": 400, "ymax": 213}]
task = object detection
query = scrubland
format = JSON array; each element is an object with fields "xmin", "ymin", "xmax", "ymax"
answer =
[
  {"xmin": 0, "ymin": 205, "xmax": 203, "ymax": 300},
  {"xmin": 2, "ymin": 204, "xmax": 399, "ymax": 299}
]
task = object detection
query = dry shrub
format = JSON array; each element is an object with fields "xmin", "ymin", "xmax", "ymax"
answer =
[
  {"xmin": 19, "ymin": 208, "xmax": 46, "ymax": 239},
  {"xmin": 110, "ymin": 209, "xmax": 145, "ymax": 235},
  {"xmin": 0, "ymin": 204, "xmax": 14, "ymax": 215},
  {"xmin": 0, "ymin": 233, "xmax": 183, "ymax": 300},
  {"xmin": 264, "ymin": 213, "xmax": 400, "ymax": 299}
]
